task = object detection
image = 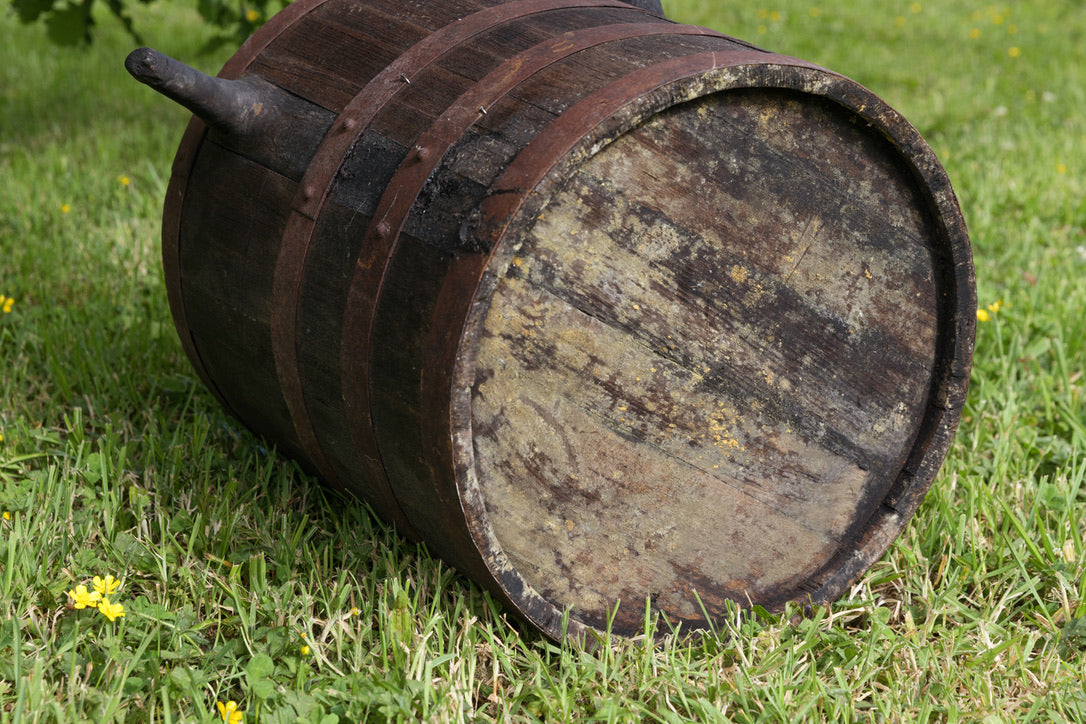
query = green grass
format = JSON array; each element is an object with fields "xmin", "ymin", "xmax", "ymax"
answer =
[{"xmin": 2, "ymin": 0, "xmax": 1085, "ymax": 721}]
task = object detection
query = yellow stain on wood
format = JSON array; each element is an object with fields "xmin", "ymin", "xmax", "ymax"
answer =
[{"xmin": 759, "ymin": 105, "xmax": 777, "ymax": 129}]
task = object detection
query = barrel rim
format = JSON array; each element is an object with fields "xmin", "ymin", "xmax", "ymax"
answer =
[{"xmin": 447, "ymin": 55, "xmax": 976, "ymax": 641}]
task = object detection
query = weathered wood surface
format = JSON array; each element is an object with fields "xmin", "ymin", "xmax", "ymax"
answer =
[
  {"xmin": 143, "ymin": 0, "xmax": 975, "ymax": 641},
  {"xmin": 470, "ymin": 89, "xmax": 942, "ymax": 632}
]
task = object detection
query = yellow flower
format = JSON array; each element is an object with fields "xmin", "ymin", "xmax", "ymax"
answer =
[
  {"xmin": 217, "ymin": 700, "xmax": 243, "ymax": 724},
  {"xmin": 300, "ymin": 645, "xmax": 310, "ymax": 656},
  {"xmin": 2, "ymin": 511, "xmax": 10, "ymax": 521},
  {"xmin": 976, "ymin": 309, "xmax": 991, "ymax": 322},
  {"xmin": 98, "ymin": 597, "xmax": 125, "ymax": 622},
  {"xmin": 808, "ymin": 7, "xmax": 820, "ymax": 18},
  {"xmin": 0, "ymin": 295, "xmax": 13, "ymax": 313},
  {"xmin": 245, "ymin": 8, "xmax": 259, "ymax": 21},
  {"xmin": 1057, "ymin": 163, "xmax": 1067, "ymax": 174},
  {"xmin": 894, "ymin": 16, "xmax": 906, "ymax": 27},
  {"xmin": 910, "ymin": 2, "xmax": 922, "ymax": 13},
  {"xmin": 93, "ymin": 574, "xmax": 121, "ymax": 596},
  {"xmin": 69, "ymin": 584, "xmax": 102, "ymax": 609},
  {"xmin": 1008, "ymin": 46, "xmax": 1021, "ymax": 58},
  {"xmin": 987, "ymin": 300, "xmax": 1003, "ymax": 314},
  {"xmin": 969, "ymin": 27, "xmax": 981, "ymax": 39},
  {"xmin": 60, "ymin": 203, "xmax": 71, "ymax": 214},
  {"xmin": 119, "ymin": 175, "xmax": 130, "ymax": 187}
]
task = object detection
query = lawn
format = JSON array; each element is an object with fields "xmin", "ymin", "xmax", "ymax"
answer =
[{"xmin": 1, "ymin": 0, "xmax": 1085, "ymax": 721}]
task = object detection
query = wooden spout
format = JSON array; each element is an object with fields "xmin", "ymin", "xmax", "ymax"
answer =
[
  {"xmin": 125, "ymin": 47, "xmax": 336, "ymax": 180},
  {"xmin": 125, "ymin": 47, "xmax": 285, "ymax": 137}
]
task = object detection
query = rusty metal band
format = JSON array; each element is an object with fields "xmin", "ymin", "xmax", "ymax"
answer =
[
  {"xmin": 341, "ymin": 22, "xmax": 737, "ymax": 537},
  {"xmin": 290, "ymin": 0, "xmax": 645, "ymax": 222},
  {"xmin": 439, "ymin": 50, "xmax": 971, "ymax": 639},
  {"xmin": 160, "ymin": 0, "xmax": 334, "ymax": 415},
  {"xmin": 269, "ymin": 0, "xmax": 669, "ymax": 495}
]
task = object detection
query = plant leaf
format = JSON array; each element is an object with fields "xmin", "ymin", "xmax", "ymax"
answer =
[
  {"xmin": 45, "ymin": 1, "xmax": 93, "ymax": 46},
  {"xmin": 246, "ymin": 652, "xmax": 275, "ymax": 680},
  {"xmin": 11, "ymin": 0, "xmax": 58, "ymax": 23}
]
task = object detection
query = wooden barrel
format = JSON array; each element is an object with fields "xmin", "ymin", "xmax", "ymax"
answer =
[{"xmin": 132, "ymin": 0, "xmax": 975, "ymax": 640}]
